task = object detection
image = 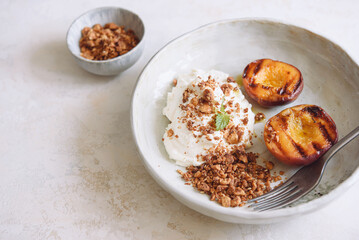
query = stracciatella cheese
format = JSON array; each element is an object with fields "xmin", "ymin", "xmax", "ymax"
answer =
[{"xmin": 163, "ymin": 70, "xmax": 254, "ymax": 166}]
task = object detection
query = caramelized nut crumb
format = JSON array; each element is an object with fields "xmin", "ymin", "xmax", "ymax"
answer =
[
  {"xmin": 203, "ymin": 88, "xmax": 215, "ymax": 102},
  {"xmin": 266, "ymin": 161, "xmax": 274, "ymax": 170},
  {"xmin": 255, "ymin": 112, "xmax": 265, "ymax": 122},
  {"xmin": 167, "ymin": 129, "xmax": 174, "ymax": 137},
  {"xmin": 178, "ymin": 145, "xmax": 279, "ymax": 208},
  {"xmin": 227, "ymin": 76, "xmax": 235, "ymax": 83},
  {"xmin": 220, "ymin": 83, "xmax": 234, "ymax": 96},
  {"xmin": 199, "ymin": 103, "xmax": 212, "ymax": 114}
]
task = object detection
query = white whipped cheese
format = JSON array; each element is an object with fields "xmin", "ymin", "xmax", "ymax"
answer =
[{"xmin": 163, "ymin": 69, "xmax": 254, "ymax": 167}]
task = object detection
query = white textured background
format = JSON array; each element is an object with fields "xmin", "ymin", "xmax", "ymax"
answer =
[{"xmin": 1, "ymin": 0, "xmax": 359, "ymax": 239}]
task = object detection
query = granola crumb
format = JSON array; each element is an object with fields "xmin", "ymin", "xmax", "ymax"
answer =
[
  {"xmin": 167, "ymin": 129, "xmax": 174, "ymax": 137},
  {"xmin": 178, "ymin": 145, "xmax": 281, "ymax": 208},
  {"xmin": 273, "ymin": 175, "xmax": 282, "ymax": 182},
  {"xmin": 227, "ymin": 76, "xmax": 235, "ymax": 83},
  {"xmin": 220, "ymin": 83, "xmax": 234, "ymax": 96},
  {"xmin": 198, "ymin": 103, "xmax": 212, "ymax": 114},
  {"xmin": 255, "ymin": 112, "xmax": 265, "ymax": 123},
  {"xmin": 266, "ymin": 161, "xmax": 274, "ymax": 170},
  {"xmin": 221, "ymin": 196, "xmax": 231, "ymax": 207}
]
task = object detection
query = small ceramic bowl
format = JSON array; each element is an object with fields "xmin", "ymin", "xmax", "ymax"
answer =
[
  {"xmin": 66, "ymin": 7, "xmax": 145, "ymax": 76},
  {"xmin": 131, "ymin": 19, "xmax": 359, "ymax": 224}
]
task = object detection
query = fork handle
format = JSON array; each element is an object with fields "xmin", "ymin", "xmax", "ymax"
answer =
[{"xmin": 322, "ymin": 125, "xmax": 359, "ymax": 168}]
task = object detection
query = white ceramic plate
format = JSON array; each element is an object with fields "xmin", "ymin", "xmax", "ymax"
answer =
[{"xmin": 131, "ymin": 19, "xmax": 359, "ymax": 224}]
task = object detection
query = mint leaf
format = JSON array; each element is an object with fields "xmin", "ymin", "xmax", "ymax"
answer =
[
  {"xmin": 215, "ymin": 98, "xmax": 230, "ymax": 130},
  {"xmin": 220, "ymin": 98, "xmax": 225, "ymax": 112},
  {"xmin": 216, "ymin": 112, "xmax": 230, "ymax": 130}
]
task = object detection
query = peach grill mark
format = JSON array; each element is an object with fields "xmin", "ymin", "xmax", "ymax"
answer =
[
  {"xmin": 312, "ymin": 142, "xmax": 323, "ymax": 152},
  {"xmin": 277, "ymin": 82, "xmax": 289, "ymax": 95},
  {"xmin": 303, "ymin": 106, "xmax": 335, "ymax": 145},
  {"xmin": 292, "ymin": 77, "xmax": 302, "ymax": 92},
  {"xmin": 248, "ymin": 77, "xmax": 257, "ymax": 87},
  {"xmin": 253, "ymin": 60, "xmax": 263, "ymax": 75},
  {"xmin": 243, "ymin": 65, "xmax": 249, "ymax": 78},
  {"xmin": 277, "ymin": 116, "xmax": 308, "ymax": 158},
  {"xmin": 289, "ymin": 135, "xmax": 308, "ymax": 158},
  {"xmin": 277, "ymin": 115, "xmax": 289, "ymax": 130},
  {"xmin": 303, "ymin": 106, "xmax": 323, "ymax": 118},
  {"xmin": 245, "ymin": 61, "xmax": 263, "ymax": 88},
  {"xmin": 318, "ymin": 123, "xmax": 334, "ymax": 145},
  {"xmin": 267, "ymin": 123, "xmax": 283, "ymax": 153}
]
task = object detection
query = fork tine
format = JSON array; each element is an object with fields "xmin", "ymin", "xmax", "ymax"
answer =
[
  {"xmin": 247, "ymin": 184, "xmax": 296, "ymax": 207},
  {"xmin": 249, "ymin": 185, "xmax": 298, "ymax": 208},
  {"xmin": 254, "ymin": 190, "xmax": 303, "ymax": 211},
  {"xmin": 246, "ymin": 181, "xmax": 294, "ymax": 203}
]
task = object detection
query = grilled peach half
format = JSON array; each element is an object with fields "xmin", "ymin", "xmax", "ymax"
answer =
[
  {"xmin": 243, "ymin": 59, "xmax": 303, "ymax": 107},
  {"xmin": 264, "ymin": 104, "xmax": 338, "ymax": 166}
]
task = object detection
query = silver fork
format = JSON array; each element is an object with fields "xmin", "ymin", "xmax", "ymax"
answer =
[{"xmin": 247, "ymin": 125, "xmax": 359, "ymax": 211}]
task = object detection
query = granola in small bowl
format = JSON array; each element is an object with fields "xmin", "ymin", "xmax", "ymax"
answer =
[{"xmin": 80, "ymin": 23, "xmax": 139, "ymax": 61}]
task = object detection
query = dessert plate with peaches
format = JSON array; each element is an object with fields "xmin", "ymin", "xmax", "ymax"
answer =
[{"xmin": 131, "ymin": 19, "xmax": 359, "ymax": 224}]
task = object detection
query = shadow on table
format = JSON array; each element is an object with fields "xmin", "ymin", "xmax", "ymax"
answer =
[{"xmin": 29, "ymin": 40, "xmax": 117, "ymax": 84}]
